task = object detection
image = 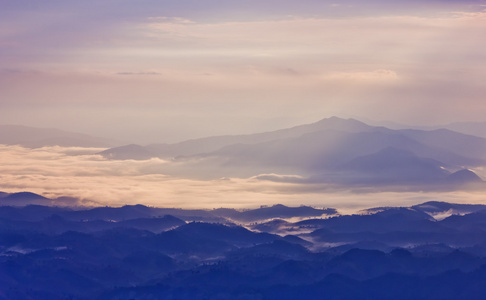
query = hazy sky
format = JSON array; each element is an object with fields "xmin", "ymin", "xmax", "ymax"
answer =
[{"xmin": 1, "ymin": 0, "xmax": 485, "ymax": 143}]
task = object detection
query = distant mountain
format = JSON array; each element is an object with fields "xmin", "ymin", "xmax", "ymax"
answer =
[
  {"xmin": 396, "ymin": 128, "xmax": 486, "ymax": 162},
  {"xmin": 0, "ymin": 192, "xmax": 77, "ymax": 207},
  {"xmin": 0, "ymin": 191, "xmax": 50, "ymax": 206},
  {"xmin": 440, "ymin": 121, "xmax": 486, "ymax": 139},
  {"xmin": 440, "ymin": 209, "xmax": 486, "ymax": 231},
  {"xmin": 98, "ymin": 144, "xmax": 155, "ymax": 160},
  {"xmin": 98, "ymin": 117, "xmax": 486, "ymax": 189},
  {"xmin": 0, "ymin": 213, "xmax": 186, "ymax": 234},
  {"xmin": 0, "ymin": 124, "xmax": 122, "ymax": 148},
  {"xmin": 361, "ymin": 120, "xmax": 486, "ymax": 140},
  {"xmin": 98, "ymin": 116, "xmax": 375, "ymax": 160},
  {"xmin": 412, "ymin": 201, "xmax": 486, "ymax": 217},
  {"xmin": 330, "ymin": 147, "xmax": 450, "ymax": 184},
  {"xmin": 0, "ymin": 194, "xmax": 338, "ymax": 223},
  {"xmin": 143, "ymin": 116, "xmax": 374, "ymax": 158},
  {"xmin": 447, "ymin": 169, "xmax": 483, "ymax": 184},
  {"xmin": 0, "ymin": 191, "xmax": 47, "ymax": 201},
  {"xmin": 100, "ymin": 117, "xmax": 486, "ymax": 164},
  {"xmin": 213, "ymin": 204, "xmax": 337, "ymax": 223},
  {"xmin": 209, "ymin": 129, "xmax": 477, "ymax": 176}
]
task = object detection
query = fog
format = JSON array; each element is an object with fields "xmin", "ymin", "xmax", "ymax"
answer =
[{"xmin": 0, "ymin": 145, "xmax": 484, "ymax": 213}]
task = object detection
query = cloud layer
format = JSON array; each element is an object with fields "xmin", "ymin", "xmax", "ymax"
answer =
[{"xmin": 0, "ymin": 145, "xmax": 485, "ymax": 213}]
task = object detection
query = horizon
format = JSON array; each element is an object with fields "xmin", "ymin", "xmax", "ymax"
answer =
[{"xmin": 1, "ymin": 115, "xmax": 486, "ymax": 145}]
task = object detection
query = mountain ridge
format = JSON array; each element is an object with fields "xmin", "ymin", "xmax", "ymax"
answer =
[
  {"xmin": 95, "ymin": 116, "xmax": 486, "ymax": 188},
  {"xmin": 0, "ymin": 124, "xmax": 123, "ymax": 148}
]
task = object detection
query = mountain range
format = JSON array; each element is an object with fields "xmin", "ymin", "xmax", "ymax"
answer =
[
  {"xmin": 3, "ymin": 199, "xmax": 486, "ymax": 299},
  {"xmin": 1, "ymin": 118, "xmax": 484, "ymax": 189},
  {"xmin": 98, "ymin": 117, "xmax": 486, "ymax": 188},
  {"xmin": 0, "ymin": 191, "xmax": 336, "ymax": 222}
]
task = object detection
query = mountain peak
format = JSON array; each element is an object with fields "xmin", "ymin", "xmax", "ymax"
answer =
[
  {"xmin": 5, "ymin": 192, "xmax": 47, "ymax": 200},
  {"xmin": 313, "ymin": 116, "xmax": 371, "ymax": 132},
  {"xmin": 447, "ymin": 169, "xmax": 483, "ymax": 183}
]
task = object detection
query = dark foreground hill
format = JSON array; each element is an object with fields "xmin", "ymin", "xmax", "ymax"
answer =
[{"xmin": 2, "ymin": 200, "xmax": 486, "ymax": 299}]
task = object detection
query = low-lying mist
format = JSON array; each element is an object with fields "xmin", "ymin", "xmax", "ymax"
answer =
[{"xmin": 0, "ymin": 144, "xmax": 484, "ymax": 214}]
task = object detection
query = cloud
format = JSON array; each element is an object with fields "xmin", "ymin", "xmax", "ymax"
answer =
[
  {"xmin": 116, "ymin": 71, "xmax": 161, "ymax": 76},
  {"xmin": 0, "ymin": 145, "xmax": 485, "ymax": 214},
  {"xmin": 251, "ymin": 173, "xmax": 305, "ymax": 183},
  {"xmin": 326, "ymin": 69, "xmax": 399, "ymax": 82}
]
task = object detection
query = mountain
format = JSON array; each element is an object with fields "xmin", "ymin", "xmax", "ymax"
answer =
[
  {"xmin": 3, "ymin": 201, "xmax": 486, "ymax": 299},
  {"xmin": 173, "ymin": 222, "xmax": 276, "ymax": 246},
  {"xmin": 18, "ymin": 116, "xmax": 473, "ymax": 189},
  {"xmin": 0, "ymin": 124, "xmax": 122, "ymax": 148},
  {"xmin": 98, "ymin": 116, "xmax": 375, "ymax": 160},
  {"xmin": 117, "ymin": 215, "xmax": 186, "ymax": 233},
  {"xmin": 410, "ymin": 201, "xmax": 486, "ymax": 220},
  {"xmin": 328, "ymin": 147, "xmax": 451, "ymax": 184},
  {"xmin": 0, "ymin": 192, "xmax": 50, "ymax": 206},
  {"xmin": 440, "ymin": 121, "xmax": 486, "ymax": 139},
  {"xmin": 447, "ymin": 169, "xmax": 483, "ymax": 184},
  {"xmin": 396, "ymin": 128, "xmax": 486, "ymax": 162},
  {"xmin": 143, "ymin": 116, "xmax": 374, "ymax": 158},
  {"xmin": 98, "ymin": 117, "xmax": 486, "ymax": 182},
  {"xmin": 201, "ymin": 131, "xmax": 484, "ymax": 186},
  {"xmin": 213, "ymin": 204, "xmax": 337, "ymax": 223},
  {"xmin": 0, "ymin": 195, "xmax": 338, "ymax": 224},
  {"xmin": 98, "ymin": 144, "xmax": 155, "ymax": 160},
  {"xmin": 362, "ymin": 120, "xmax": 486, "ymax": 140},
  {"xmin": 0, "ymin": 214, "xmax": 186, "ymax": 235},
  {"xmin": 99, "ymin": 117, "xmax": 486, "ymax": 164},
  {"xmin": 440, "ymin": 209, "xmax": 486, "ymax": 232}
]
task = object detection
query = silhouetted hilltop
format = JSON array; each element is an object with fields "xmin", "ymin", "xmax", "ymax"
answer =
[
  {"xmin": 0, "ymin": 192, "xmax": 49, "ymax": 206},
  {"xmin": 213, "ymin": 204, "xmax": 337, "ymax": 222},
  {"xmin": 412, "ymin": 201, "xmax": 486, "ymax": 217},
  {"xmin": 98, "ymin": 144, "xmax": 154, "ymax": 160},
  {"xmin": 0, "ymin": 196, "xmax": 337, "ymax": 223},
  {"xmin": 447, "ymin": 169, "xmax": 483, "ymax": 184}
]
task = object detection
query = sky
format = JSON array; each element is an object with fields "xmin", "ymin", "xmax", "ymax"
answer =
[{"xmin": 1, "ymin": 0, "xmax": 486, "ymax": 144}]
